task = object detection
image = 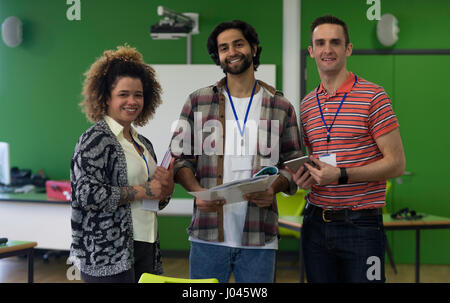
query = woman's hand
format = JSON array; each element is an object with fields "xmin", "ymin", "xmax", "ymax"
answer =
[
  {"xmin": 142, "ymin": 179, "xmax": 164, "ymax": 200},
  {"xmin": 152, "ymin": 159, "xmax": 175, "ymax": 200}
]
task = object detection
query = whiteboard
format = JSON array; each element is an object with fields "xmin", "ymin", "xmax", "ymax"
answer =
[{"xmin": 136, "ymin": 64, "xmax": 276, "ymax": 164}]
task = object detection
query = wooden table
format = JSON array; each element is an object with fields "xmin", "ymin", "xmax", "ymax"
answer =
[
  {"xmin": 0, "ymin": 240, "xmax": 37, "ymax": 283},
  {"xmin": 278, "ymin": 213, "xmax": 450, "ymax": 283}
]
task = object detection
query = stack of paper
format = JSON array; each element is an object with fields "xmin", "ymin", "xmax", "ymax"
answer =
[
  {"xmin": 159, "ymin": 149, "xmax": 173, "ymax": 170},
  {"xmin": 142, "ymin": 150, "xmax": 173, "ymax": 211},
  {"xmin": 188, "ymin": 172, "xmax": 279, "ymax": 204}
]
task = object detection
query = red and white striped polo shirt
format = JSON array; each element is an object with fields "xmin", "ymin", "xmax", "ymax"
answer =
[{"xmin": 300, "ymin": 72, "xmax": 399, "ymax": 210}]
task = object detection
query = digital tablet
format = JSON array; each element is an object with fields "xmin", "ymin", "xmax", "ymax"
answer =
[{"xmin": 283, "ymin": 155, "xmax": 310, "ymax": 172}]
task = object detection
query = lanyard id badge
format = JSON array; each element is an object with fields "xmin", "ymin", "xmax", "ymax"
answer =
[
  {"xmin": 130, "ymin": 131, "xmax": 150, "ymax": 180},
  {"xmin": 318, "ymin": 153, "xmax": 337, "ymax": 167},
  {"xmin": 315, "ymin": 74, "xmax": 358, "ymax": 144},
  {"xmin": 226, "ymin": 80, "xmax": 258, "ymax": 147}
]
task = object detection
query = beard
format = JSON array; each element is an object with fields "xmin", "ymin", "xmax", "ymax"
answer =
[{"xmin": 220, "ymin": 53, "xmax": 253, "ymax": 75}]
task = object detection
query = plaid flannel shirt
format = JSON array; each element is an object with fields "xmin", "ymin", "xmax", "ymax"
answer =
[{"xmin": 171, "ymin": 78, "xmax": 303, "ymax": 246}]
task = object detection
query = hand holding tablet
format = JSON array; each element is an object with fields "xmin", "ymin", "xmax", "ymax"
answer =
[
  {"xmin": 283, "ymin": 155, "xmax": 317, "ymax": 190},
  {"xmin": 283, "ymin": 155, "xmax": 312, "ymax": 172}
]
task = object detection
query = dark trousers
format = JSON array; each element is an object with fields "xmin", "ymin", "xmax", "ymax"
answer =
[
  {"xmin": 302, "ymin": 205, "xmax": 386, "ymax": 283},
  {"xmin": 81, "ymin": 240, "xmax": 155, "ymax": 283},
  {"xmin": 133, "ymin": 240, "xmax": 155, "ymax": 282}
]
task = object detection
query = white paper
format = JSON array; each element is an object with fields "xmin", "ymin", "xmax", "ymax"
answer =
[
  {"xmin": 188, "ymin": 174, "xmax": 279, "ymax": 204},
  {"xmin": 319, "ymin": 153, "xmax": 337, "ymax": 167},
  {"xmin": 159, "ymin": 150, "xmax": 173, "ymax": 169},
  {"xmin": 142, "ymin": 150, "xmax": 173, "ymax": 211},
  {"xmin": 141, "ymin": 199, "xmax": 159, "ymax": 211}
]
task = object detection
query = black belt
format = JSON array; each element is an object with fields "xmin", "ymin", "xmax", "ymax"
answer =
[{"xmin": 308, "ymin": 204, "xmax": 381, "ymax": 223}]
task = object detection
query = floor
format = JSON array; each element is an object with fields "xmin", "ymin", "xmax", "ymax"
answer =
[{"xmin": 1, "ymin": 250, "xmax": 450, "ymax": 283}]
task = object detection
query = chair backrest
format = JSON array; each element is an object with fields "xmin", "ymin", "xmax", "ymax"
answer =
[
  {"xmin": 276, "ymin": 189, "xmax": 307, "ymax": 239},
  {"xmin": 276, "ymin": 189, "xmax": 306, "ymax": 217},
  {"xmin": 383, "ymin": 180, "xmax": 393, "ymax": 214},
  {"xmin": 386, "ymin": 180, "xmax": 392, "ymax": 197},
  {"xmin": 138, "ymin": 273, "xmax": 218, "ymax": 283}
]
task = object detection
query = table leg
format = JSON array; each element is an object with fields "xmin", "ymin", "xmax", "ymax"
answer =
[
  {"xmin": 27, "ymin": 248, "xmax": 34, "ymax": 283},
  {"xmin": 385, "ymin": 236, "xmax": 397, "ymax": 274},
  {"xmin": 299, "ymin": 230, "xmax": 305, "ymax": 283},
  {"xmin": 415, "ymin": 229, "xmax": 420, "ymax": 283}
]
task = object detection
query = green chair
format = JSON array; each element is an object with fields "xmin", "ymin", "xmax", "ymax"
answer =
[
  {"xmin": 382, "ymin": 180, "xmax": 392, "ymax": 214},
  {"xmin": 277, "ymin": 189, "xmax": 307, "ymax": 239},
  {"xmin": 138, "ymin": 273, "xmax": 218, "ymax": 283},
  {"xmin": 275, "ymin": 189, "xmax": 307, "ymax": 282}
]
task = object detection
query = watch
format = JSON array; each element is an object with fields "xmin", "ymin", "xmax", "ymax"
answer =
[
  {"xmin": 338, "ymin": 167, "xmax": 348, "ymax": 184},
  {"xmin": 159, "ymin": 195, "xmax": 172, "ymax": 210}
]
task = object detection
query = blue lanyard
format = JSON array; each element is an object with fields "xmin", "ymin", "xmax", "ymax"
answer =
[
  {"xmin": 225, "ymin": 80, "xmax": 258, "ymax": 146},
  {"xmin": 130, "ymin": 131, "xmax": 150, "ymax": 180},
  {"xmin": 315, "ymin": 74, "xmax": 357, "ymax": 143}
]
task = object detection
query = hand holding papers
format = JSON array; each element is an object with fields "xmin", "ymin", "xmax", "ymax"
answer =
[
  {"xmin": 142, "ymin": 150, "xmax": 173, "ymax": 211},
  {"xmin": 188, "ymin": 166, "xmax": 279, "ymax": 204}
]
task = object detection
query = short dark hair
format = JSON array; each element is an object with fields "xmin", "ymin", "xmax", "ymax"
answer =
[
  {"xmin": 310, "ymin": 15, "xmax": 350, "ymax": 46},
  {"xmin": 207, "ymin": 20, "xmax": 262, "ymax": 71}
]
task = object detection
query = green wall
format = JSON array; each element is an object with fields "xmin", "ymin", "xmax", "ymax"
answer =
[
  {"xmin": 0, "ymin": 0, "xmax": 283, "ymax": 180},
  {"xmin": 1, "ymin": 0, "xmax": 449, "ymax": 264},
  {"xmin": 301, "ymin": 0, "xmax": 450, "ymax": 49}
]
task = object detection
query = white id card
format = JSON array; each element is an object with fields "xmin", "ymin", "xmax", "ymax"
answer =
[
  {"xmin": 142, "ymin": 199, "xmax": 159, "ymax": 211},
  {"xmin": 319, "ymin": 153, "xmax": 337, "ymax": 167},
  {"xmin": 231, "ymin": 156, "xmax": 253, "ymax": 172}
]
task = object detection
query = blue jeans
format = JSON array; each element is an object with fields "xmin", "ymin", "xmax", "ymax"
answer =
[
  {"xmin": 189, "ymin": 241, "xmax": 276, "ymax": 283},
  {"xmin": 302, "ymin": 205, "xmax": 386, "ymax": 283}
]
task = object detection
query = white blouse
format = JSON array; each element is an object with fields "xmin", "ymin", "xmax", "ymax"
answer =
[{"xmin": 104, "ymin": 115, "xmax": 157, "ymax": 243}]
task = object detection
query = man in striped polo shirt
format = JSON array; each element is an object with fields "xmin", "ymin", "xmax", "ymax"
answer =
[{"xmin": 288, "ymin": 15, "xmax": 406, "ymax": 282}]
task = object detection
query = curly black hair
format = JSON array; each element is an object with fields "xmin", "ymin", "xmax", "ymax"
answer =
[{"xmin": 207, "ymin": 20, "xmax": 262, "ymax": 71}]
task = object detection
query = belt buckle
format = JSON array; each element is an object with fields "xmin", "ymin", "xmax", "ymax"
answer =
[{"xmin": 322, "ymin": 209, "xmax": 332, "ymax": 223}]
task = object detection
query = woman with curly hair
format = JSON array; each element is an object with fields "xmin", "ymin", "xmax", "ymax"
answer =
[{"xmin": 69, "ymin": 45, "xmax": 174, "ymax": 283}]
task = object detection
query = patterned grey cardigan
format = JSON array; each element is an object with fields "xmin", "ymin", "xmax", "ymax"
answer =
[{"xmin": 69, "ymin": 118, "xmax": 166, "ymax": 277}]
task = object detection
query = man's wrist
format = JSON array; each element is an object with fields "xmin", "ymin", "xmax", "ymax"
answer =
[
  {"xmin": 271, "ymin": 175, "xmax": 289, "ymax": 194},
  {"xmin": 338, "ymin": 167, "xmax": 348, "ymax": 184}
]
